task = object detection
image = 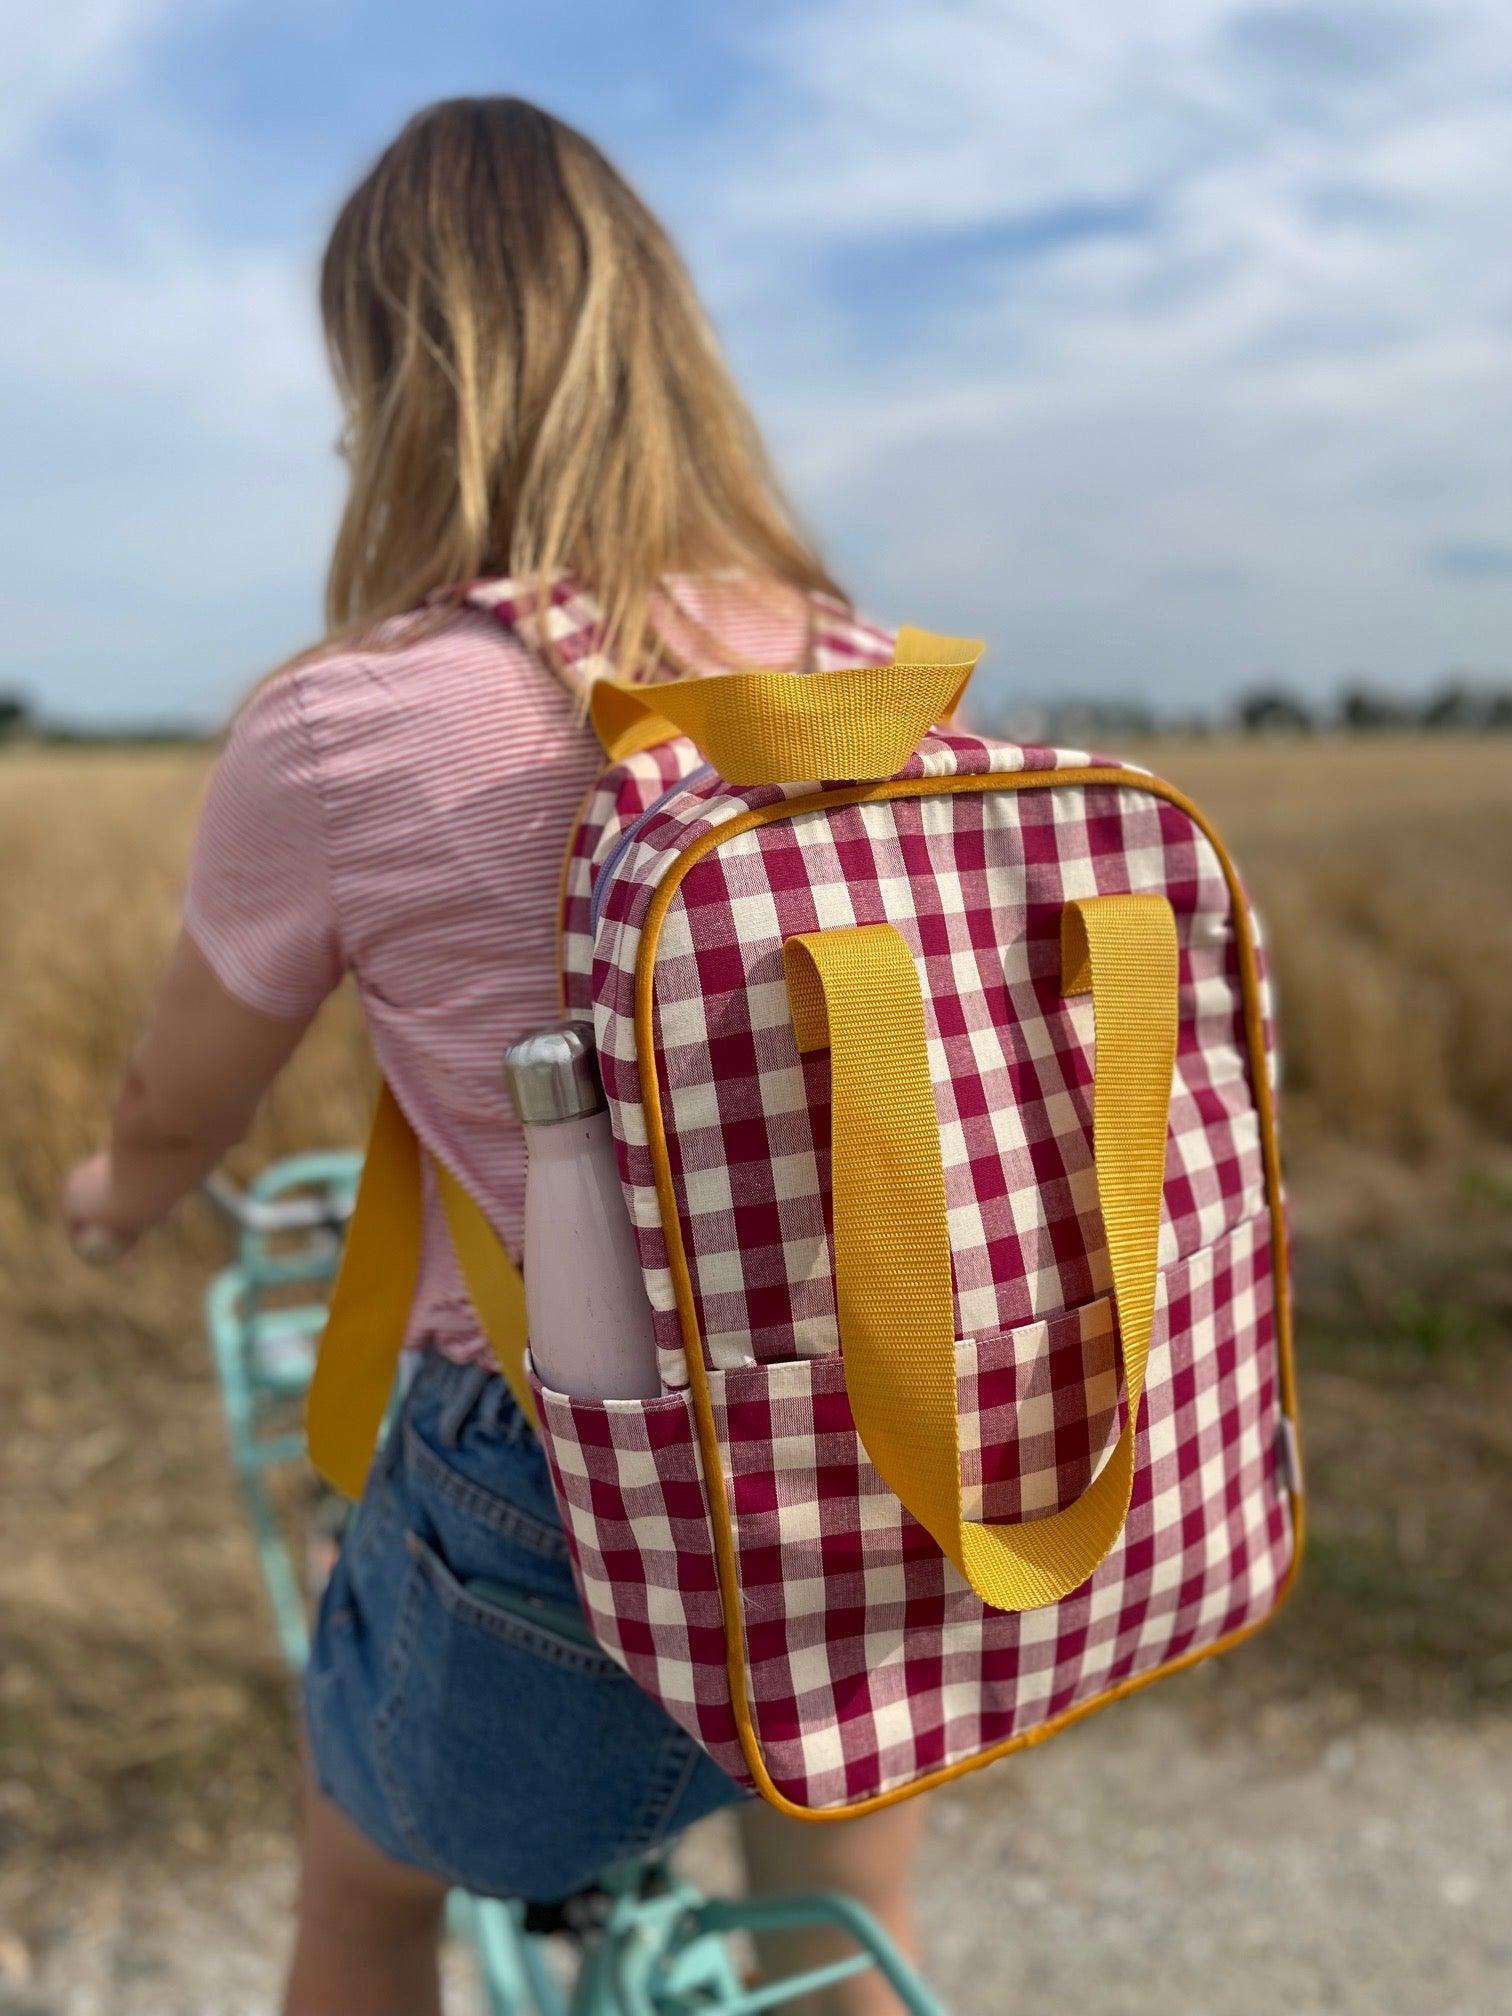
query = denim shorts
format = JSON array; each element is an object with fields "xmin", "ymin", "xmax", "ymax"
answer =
[{"xmin": 305, "ymin": 1353, "xmax": 745, "ymax": 1902}]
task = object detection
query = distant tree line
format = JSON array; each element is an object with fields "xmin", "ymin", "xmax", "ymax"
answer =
[
  {"xmin": 6, "ymin": 674, "xmax": 1510, "ymax": 752},
  {"xmin": 0, "ymin": 691, "xmax": 207, "ymax": 749},
  {"xmin": 990, "ymin": 673, "xmax": 1512, "ymax": 744},
  {"xmin": 1236, "ymin": 677, "xmax": 1512, "ymax": 734}
]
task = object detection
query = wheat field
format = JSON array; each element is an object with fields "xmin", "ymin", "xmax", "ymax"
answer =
[{"xmin": 2, "ymin": 735, "xmax": 1510, "ymax": 1913}]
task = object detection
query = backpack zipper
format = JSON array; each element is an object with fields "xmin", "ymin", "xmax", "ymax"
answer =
[{"xmin": 589, "ymin": 764, "xmax": 713, "ymax": 935}]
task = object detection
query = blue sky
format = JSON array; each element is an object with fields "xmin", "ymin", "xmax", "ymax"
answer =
[{"xmin": 4, "ymin": 0, "xmax": 1510, "ymax": 724}]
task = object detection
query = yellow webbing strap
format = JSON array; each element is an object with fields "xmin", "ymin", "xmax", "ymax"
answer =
[
  {"xmin": 783, "ymin": 893, "xmax": 1177, "ymax": 1612},
  {"xmin": 307, "ymin": 1082, "xmax": 535, "ymax": 1500},
  {"xmin": 433, "ymin": 1161, "xmax": 535, "ymax": 1433},
  {"xmin": 589, "ymin": 627, "xmax": 984, "ymax": 781}
]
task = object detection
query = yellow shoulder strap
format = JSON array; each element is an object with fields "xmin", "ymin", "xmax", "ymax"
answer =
[
  {"xmin": 588, "ymin": 627, "xmax": 984, "ymax": 781},
  {"xmin": 783, "ymin": 893, "xmax": 1177, "ymax": 1612},
  {"xmin": 434, "ymin": 1160, "xmax": 534, "ymax": 1429},
  {"xmin": 307, "ymin": 1082, "xmax": 535, "ymax": 1499}
]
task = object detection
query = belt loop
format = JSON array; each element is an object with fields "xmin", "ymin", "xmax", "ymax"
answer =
[
  {"xmin": 436, "ymin": 1360, "xmax": 491, "ymax": 1448},
  {"xmin": 478, "ymin": 1370, "xmax": 530, "ymax": 1443}
]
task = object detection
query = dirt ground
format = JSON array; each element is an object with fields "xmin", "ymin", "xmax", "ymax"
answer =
[{"xmin": 7, "ymin": 1693, "xmax": 1509, "ymax": 2016}]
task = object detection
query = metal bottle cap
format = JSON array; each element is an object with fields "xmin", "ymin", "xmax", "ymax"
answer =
[{"xmin": 504, "ymin": 1020, "xmax": 605, "ymax": 1126}]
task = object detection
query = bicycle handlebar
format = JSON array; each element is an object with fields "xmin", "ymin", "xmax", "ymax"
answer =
[{"xmin": 203, "ymin": 1171, "xmax": 355, "ymax": 1236}]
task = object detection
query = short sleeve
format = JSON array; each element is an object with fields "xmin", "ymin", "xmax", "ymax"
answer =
[{"xmin": 184, "ymin": 671, "xmax": 343, "ymax": 1018}]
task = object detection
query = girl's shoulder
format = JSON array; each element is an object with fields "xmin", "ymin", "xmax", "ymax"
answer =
[
  {"xmin": 251, "ymin": 583, "xmax": 896, "ymax": 774},
  {"xmin": 279, "ymin": 604, "xmax": 541, "ymax": 703},
  {"xmin": 266, "ymin": 606, "xmax": 574, "ymax": 755}
]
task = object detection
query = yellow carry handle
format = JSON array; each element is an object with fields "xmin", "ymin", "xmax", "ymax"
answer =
[
  {"xmin": 307, "ymin": 1083, "xmax": 535, "ymax": 1500},
  {"xmin": 783, "ymin": 893, "xmax": 1177, "ymax": 1612},
  {"xmin": 589, "ymin": 627, "xmax": 984, "ymax": 783}
]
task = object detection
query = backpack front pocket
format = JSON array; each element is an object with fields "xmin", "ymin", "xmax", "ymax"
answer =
[
  {"xmin": 704, "ymin": 1329, "xmax": 1121, "ymax": 1810},
  {"xmin": 704, "ymin": 1211, "xmax": 1296, "ymax": 1811},
  {"xmin": 529, "ymin": 1374, "xmax": 745, "ymax": 1778}
]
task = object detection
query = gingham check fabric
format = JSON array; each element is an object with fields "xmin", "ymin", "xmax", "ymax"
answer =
[
  {"xmin": 459, "ymin": 572, "xmax": 704, "ymax": 1015},
  {"xmin": 559, "ymin": 740, "xmax": 705, "ymax": 1014},
  {"xmin": 532, "ymin": 1377, "xmax": 741, "ymax": 1763},
  {"xmin": 551, "ymin": 594, "xmax": 897, "ymax": 1013},
  {"xmin": 535, "ymin": 1213, "xmax": 1291, "ymax": 1806},
  {"xmin": 581, "ymin": 738, "xmax": 1255, "ymax": 1384},
  {"xmin": 956, "ymin": 1296, "xmax": 1121, "ymax": 1524},
  {"xmin": 533, "ymin": 725, "xmax": 1295, "ymax": 1809}
]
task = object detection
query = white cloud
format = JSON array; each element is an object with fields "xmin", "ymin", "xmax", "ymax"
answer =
[
  {"xmin": 0, "ymin": 2, "xmax": 339, "ymax": 722},
  {"xmin": 685, "ymin": 0, "xmax": 1512, "ymax": 703},
  {"xmin": 2, "ymin": 0, "xmax": 1509, "ymax": 720},
  {"xmin": 0, "ymin": 0, "xmax": 187, "ymax": 157},
  {"xmin": 2, "ymin": 240, "xmax": 322, "ymax": 435}
]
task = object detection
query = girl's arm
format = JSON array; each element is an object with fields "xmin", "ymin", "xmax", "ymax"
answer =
[
  {"xmin": 61, "ymin": 929, "xmax": 312, "ymax": 1256},
  {"xmin": 62, "ymin": 664, "xmax": 341, "ymax": 1258}
]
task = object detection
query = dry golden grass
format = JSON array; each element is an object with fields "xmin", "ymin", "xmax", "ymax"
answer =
[
  {"xmin": 1, "ymin": 751, "xmax": 371, "ymax": 1882},
  {"xmin": 1140, "ymin": 735, "xmax": 1512, "ymax": 1158},
  {"xmin": 1, "ymin": 736, "xmax": 1509, "ymax": 1907}
]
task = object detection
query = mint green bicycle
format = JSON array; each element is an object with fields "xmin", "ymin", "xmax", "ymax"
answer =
[{"xmin": 205, "ymin": 1152, "xmax": 946, "ymax": 2016}]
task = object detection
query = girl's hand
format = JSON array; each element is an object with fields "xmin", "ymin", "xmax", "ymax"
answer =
[
  {"xmin": 60, "ymin": 1151, "xmax": 140, "ymax": 1262},
  {"xmin": 62, "ymin": 934, "xmax": 312, "ymax": 1266}
]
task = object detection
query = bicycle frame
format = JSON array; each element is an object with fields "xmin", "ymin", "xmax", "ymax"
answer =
[
  {"xmin": 205, "ymin": 1150, "xmax": 361, "ymax": 1668},
  {"xmin": 204, "ymin": 1154, "xmax": 947, "ymax": 2016}
]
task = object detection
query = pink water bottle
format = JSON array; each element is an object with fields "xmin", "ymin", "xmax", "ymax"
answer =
[{"xmin": 504, "ymin": 1021, "xmax": 661, "ymax": 1399}]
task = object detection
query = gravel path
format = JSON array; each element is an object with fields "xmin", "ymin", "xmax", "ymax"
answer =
[
  {"xmin": 7, "ymin": 1694, "xmax": 1507, "ymax": 2016},
  {"xmin": 916, "ymin": 1703, "xmax": 1510, "ymax": 2016}
]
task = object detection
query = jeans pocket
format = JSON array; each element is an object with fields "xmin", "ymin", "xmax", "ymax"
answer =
[
  {"xmin": 399, "ymin": 1404, "xmax": 573, "ymax": 1605},
  {"xmin": 372, "ymin": 1532, "xmax": 713, "ymax": 1902}
]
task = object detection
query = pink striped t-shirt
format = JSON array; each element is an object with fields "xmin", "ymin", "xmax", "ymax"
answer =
[{"xmin": 186, "ymin": 578, "xmax": 894, "ymax": 1361}]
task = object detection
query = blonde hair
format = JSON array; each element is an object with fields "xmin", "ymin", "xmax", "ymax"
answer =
[{"xmin": 319, "ymin": 96, "xmax": 845, "ymax": 679}]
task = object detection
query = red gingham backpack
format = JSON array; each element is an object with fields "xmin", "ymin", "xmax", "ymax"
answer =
[{"xmin": 313, "ymin": 592, "xmax": 1303, "ymax": 1821}]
